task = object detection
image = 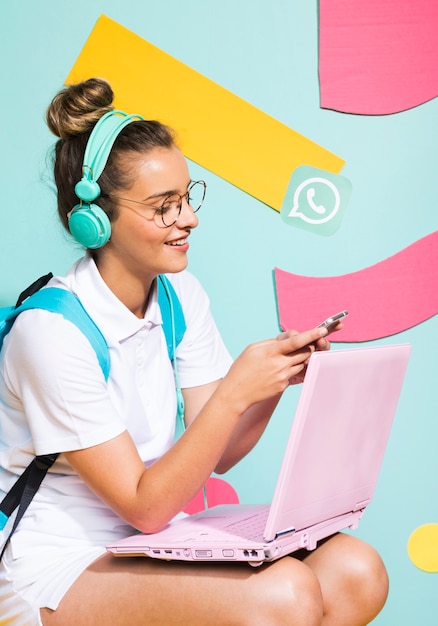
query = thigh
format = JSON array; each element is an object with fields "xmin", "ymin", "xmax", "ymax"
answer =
[{"xmin": 40, "ymin": 552, "xmax": 323, "ymax": 626}]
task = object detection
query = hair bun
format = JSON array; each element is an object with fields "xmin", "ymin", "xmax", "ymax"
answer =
[{"xmin": 46, "ymin": 78, "xmax": 114, "ymax": 139}]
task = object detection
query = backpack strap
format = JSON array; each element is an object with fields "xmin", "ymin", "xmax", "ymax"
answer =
[
  {"xmin": 0, "ymin": 273, "xmax": 54, "ymax": 352},
  {"xmin": 3, "ymin": 277, "xmax": 185, "ymax": 369},
  {"xmin": 157, "ymin": 275, "xmax": 186, "ymax": 361},
  {"xmin": 1, "ymin": 286, "xmax": 109, "ymax": 559},
  {"xmin": 8, "ymin": 288, "xmax": 110, "ymax": 381},
  {"xmin": 157, "ymin": 275, "xmax": 187, "ymax": 421},
  {"xmin": 0, "ymin": 275, "xmax": 186, "ymax": 559},
  {"xmin": 15, "ymin": 272, "xmax": 54, "ymax": 307},
  {"xmin": 0, "ymin": 453, "xmax": 58, "ymax": 559}
]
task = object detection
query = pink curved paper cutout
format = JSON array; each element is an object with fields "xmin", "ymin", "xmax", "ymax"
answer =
[
  {"xmin": 319, "ymin": 0, "xmax": 438, "ymax": 114},
  {"xmin": 275, "ymin": 232, "xmax": 438, "ymax": 342},
  {"xmin": 183, "ymin": 477, "xmax": 240, "ymax": 515}
]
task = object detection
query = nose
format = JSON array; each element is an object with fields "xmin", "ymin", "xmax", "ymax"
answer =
[{"xmin": 177, "ymin": 197, "xmax": 199, "ymax": 228}]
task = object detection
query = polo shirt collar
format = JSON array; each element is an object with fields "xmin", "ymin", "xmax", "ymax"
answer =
[{"xmin": 69, "ymin": 255, "xmax": 163, "ymax": 344}]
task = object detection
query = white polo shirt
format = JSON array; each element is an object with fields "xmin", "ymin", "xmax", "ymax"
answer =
[{"xmin": 0, "ymin": 255, "xmax": 233, "ymax": 553}]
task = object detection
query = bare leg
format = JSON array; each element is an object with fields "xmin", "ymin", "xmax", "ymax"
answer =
[
  {"xmin": 301, "ymin": 534, "xmax": 389, "ymax": 626},
  {"xmin": 41, "ymin": 533, "xmax": 387, "ymax": 626},
  {"xmin": 41, "ymin": 552, "xmax": 323, "ymax": 626}
]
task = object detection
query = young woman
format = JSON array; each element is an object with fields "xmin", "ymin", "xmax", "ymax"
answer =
[{"xmin": 0, "ymin": 78, "xmax": 388, "ymax": 625}]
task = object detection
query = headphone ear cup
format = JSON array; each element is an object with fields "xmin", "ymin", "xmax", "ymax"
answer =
[{"xmin": 68, "ymin": 204, "xmax": 111, "ymax": 249}]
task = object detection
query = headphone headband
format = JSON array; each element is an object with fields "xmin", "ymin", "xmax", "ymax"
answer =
[
  {"xmin": 69, "ymin": 109, "xmax": 143, "ymax": 249},
  {"xmin": 75, "ymin": 110, "xmax": 144, "ymax": 202}
]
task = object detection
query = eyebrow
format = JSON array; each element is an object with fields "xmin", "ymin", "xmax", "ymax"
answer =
[{"xmin": 143, "ymin": 180, "xmax": 192, "ymax": 202}]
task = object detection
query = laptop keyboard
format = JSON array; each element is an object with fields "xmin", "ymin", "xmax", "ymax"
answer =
[{"xmin": 224, "ymin": 509, "xmax": 269, "ymax": 540}]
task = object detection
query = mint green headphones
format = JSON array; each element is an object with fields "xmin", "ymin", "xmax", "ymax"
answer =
[{"xmin": 68, "ymin": 110, "xmax": 144, "ymax": 249}]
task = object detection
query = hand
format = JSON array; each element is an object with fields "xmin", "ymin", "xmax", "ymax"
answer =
[
  {"xmin": 222, "ymin": 326, "xmax": 328, "ymax": 411},
  {"xmin": 277, "ymin": 320, "xmax": 344, "ymax": 385}
]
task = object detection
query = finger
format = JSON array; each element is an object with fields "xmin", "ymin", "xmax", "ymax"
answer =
[
  {"xmin": 278, "ymin": 326, "xmax": 328, "ymax": 354},
  {"xmin": 326, "ymin": 321, "xmax": 344, "ymax": 335},
  {"xmin": 286, "ymin": 360, "xmax": 309, "ymax": 385},
  {"xmin": 284, "ymin": 345, "xmax": 316, "ymax": 373},
  {"xmin": 315, "ymin": 337, "xmax": 330, "ymax": 351},
  {"xmin": 276, "ymin": 329, "xmax": 299, "ymax": 341}
]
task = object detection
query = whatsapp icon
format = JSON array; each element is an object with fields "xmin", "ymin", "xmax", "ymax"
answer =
[{"xmin": 280, "ymin": 166, "xmax": 352, "ymax": 236}]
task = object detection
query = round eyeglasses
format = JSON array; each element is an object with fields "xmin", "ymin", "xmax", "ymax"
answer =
[{"xmin": 109, "ymin": 180, "xmax": 206, "ymax": 228}]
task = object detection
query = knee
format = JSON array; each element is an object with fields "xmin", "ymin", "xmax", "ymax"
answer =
[
  {"xmin": 338, "ymin": 535, "xmax": 389, "ymax": 616},
  {"xmin": 246, "ymin": 558, "xmax": 324, "ymax": 626}
]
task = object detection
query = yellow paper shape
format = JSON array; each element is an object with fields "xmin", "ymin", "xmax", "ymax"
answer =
[{"xmin": 66, "ymin": 15, "xmax": 345, "ymax": 211}]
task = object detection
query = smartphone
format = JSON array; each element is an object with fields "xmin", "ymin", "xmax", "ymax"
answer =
[{"xmin": 317, "ymin": 310, "xmax": 348, "ymax": 331}]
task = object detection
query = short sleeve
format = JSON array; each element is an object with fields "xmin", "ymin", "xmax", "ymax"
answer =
[{"xmin": 1, "ymin": 309, "xmax": 125, "ymax": 456}]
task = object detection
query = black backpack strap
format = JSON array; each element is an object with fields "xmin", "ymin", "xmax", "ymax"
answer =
[
  {"xmin": 1, "ymin": 274, "xmax": 55, "ymax": 560},
  {"xmin": 1, "ymin": 272, "xmax": 108, "ymax": 561},
  {"xmin": 14, "ymin": 272, "xmax": 53, "ymax": 307},
  {"xmin": 0, "ymin": 453, "xmax": 58, "ymax": 561}
]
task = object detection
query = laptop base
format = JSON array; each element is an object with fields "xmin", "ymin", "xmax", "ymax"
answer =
[{"xmin": 108, "ymin": 504, "xmax": 364, "ymax": 566}]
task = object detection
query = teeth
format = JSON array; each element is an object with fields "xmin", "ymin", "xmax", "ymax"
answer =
[{"xmin": 167, "ymin": 238, "xmax": 187, "ymax": 246}]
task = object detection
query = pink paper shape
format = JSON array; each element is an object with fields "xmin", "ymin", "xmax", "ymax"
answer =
[
  {"xmin": 183, "ymin": 477, "xmax": 240, "ymax": 515},
  {"xmin": 275, "ymin": 232, "xmax": 438, "ymax": 342},
  {"xmin": 319, "ymin": 0, "xmax": 438, "ymax": 114}
]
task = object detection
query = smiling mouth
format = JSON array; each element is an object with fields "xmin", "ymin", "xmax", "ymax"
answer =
[{"xmin": 166, "ymin": 237, "xmax": 188, "ymax": 247}]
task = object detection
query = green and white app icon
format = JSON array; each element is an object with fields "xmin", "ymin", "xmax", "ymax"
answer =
[{"xmin": 280, "ymin": 166, "xmax": 352, "ymax": 236}]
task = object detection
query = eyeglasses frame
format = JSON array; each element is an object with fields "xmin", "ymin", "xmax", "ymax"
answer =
[{"xmin": 107, "ymin": 179, "xmax": 207, "ymax": 228}]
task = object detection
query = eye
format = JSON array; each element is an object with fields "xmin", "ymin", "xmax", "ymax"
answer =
[{"xmin": 159, "ymin": 195, "xmax": 180, "ymax": 214}]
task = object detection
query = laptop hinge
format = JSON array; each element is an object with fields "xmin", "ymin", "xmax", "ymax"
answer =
[
  {"xmin": 354, "ymin": 499, "xmax": 370, "ymax": 511},
  {"xmin": 274, "ymin": 527, "xmax": 296, "ymax": 540}
]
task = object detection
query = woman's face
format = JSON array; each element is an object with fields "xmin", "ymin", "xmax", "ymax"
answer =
[{"xmin": 103, "ymin": 146, "xmax": 199, "ymax": 282}]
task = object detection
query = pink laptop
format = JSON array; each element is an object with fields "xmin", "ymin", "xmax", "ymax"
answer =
[{"xmin": 107, "ymin": 344, "xmax": 411, "ymax": 566}]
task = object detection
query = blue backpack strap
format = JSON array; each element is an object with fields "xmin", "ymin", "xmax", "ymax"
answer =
[
  {"xmin": 2, "ymin": 278, "xmax": 185, "ymax": 378},
  {"xmin": 0, "ymin": 287, "xmax": 110, "ymax": 558},
  {"xmin": 157, "ymin": 275, "xmax": 186, "ymax": 361},
  {"xmin": 157, "ymin": 275, "xmax": 186, "ymax": 422},
  {"xmin": 1, "ymin": 277, "xmax": 186, "ymax": 559},
  {"xmin": 0, "ymin": 307, "xmax": 15, "ymax": 351},
  {"xmin": 5, "ymin": 288, "xmax": 110, "ymax": 381}
]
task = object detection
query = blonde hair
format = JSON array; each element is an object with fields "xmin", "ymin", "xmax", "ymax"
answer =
[{"xmin": 46, "ymin": 77, "xmax": 114, "ymax": 139}]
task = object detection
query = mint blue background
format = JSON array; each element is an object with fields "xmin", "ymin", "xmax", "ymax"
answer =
[{"xmin": 1, "ymin": 2, "xmax": 437, "ymax": 623}]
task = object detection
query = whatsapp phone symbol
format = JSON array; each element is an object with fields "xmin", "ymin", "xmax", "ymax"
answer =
[{"xmin": 280, "ymin": 166, "xmax": 352, "ymax": 236}]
